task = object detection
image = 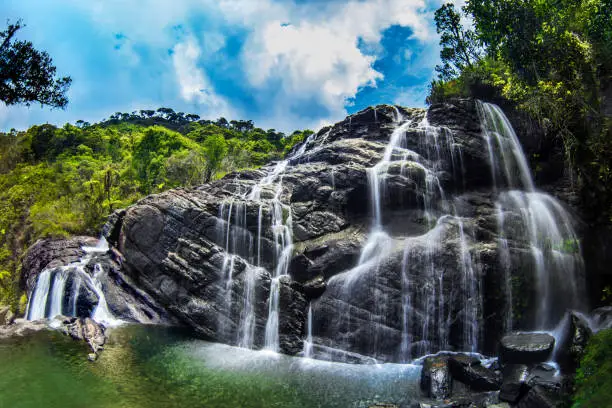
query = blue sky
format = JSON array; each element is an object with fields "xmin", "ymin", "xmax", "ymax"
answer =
[{"xmin": 0, "ymin": 0, "xmax": 444, "ymax": 132}]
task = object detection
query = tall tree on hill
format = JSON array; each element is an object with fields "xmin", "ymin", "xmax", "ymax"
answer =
[
  {"xmin": 0, "ymin": 20, "xmax": 71, "ymax": 108},
  {"xmin": 434, "ymin": 3, "xmax": 483, "ymax": 80}
]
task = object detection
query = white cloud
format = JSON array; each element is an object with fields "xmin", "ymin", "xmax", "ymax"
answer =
[
  {"xmin": 4, "ymin": 0, "xmax": 441, "ymax": 132},
  {"xmin": 224, "ymin": 0, "xmax": 435, "ymax": 127},
  {"xmin": 172, "ymin": 37, "xmax": 232, "ymax": 118}
]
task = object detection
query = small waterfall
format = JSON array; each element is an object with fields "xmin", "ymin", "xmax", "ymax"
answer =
[
  {"xmin": 27, "ymin": 269, "xmax": 52, "ymax": 320},
  {"xmin": 48, "ymin": 268, "xmax": 69, "ymax": 319},
  {"xmin": 209, "ymin": 131, "xmax": 317, "ymax": 352},
  {"xmin": 26, "ymin": 237, "xmax": 121, "ymax": 326},
  {"xmin": 303, "ymin": 302, "xmax": 314, "ymax": 358},
  {"xmin": 477, "ymin": 101, "xmax": 585, "ymax": 330},
  {"xmin": 237, "ymin": 265, "xmax": 260, "ymax": 348}
]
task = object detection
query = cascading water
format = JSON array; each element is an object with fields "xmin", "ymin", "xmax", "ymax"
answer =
[
  {"xmin": 26, "ymin": 237, "xmax": 121, "ymax": 327},
  {"xmin": 477, "ymin": 101, "xmax": 585, "ymax": 330},
  {"xmin": 209, "ymin": 131, "xmax": 318, "ymax": 352},
  {"xmin": 308, "ymin": 107, "xmax": 483, "ymax": 362}
]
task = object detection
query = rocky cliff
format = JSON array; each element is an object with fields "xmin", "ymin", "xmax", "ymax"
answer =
[{"xmin": 22, "ymin": 99, "xmax": 592, "ymax": 364}]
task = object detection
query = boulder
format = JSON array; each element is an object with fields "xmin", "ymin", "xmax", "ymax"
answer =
[
  {"xmin": 0, "ymin": 318, "xmax": 47, "ymax": 339},
  {"xmin": 420, "ymin": 356, "xmax": 452, "ymax": 400},
  {"xmin": 499, "ymin": 364, "xmax": 531, "ymax": 403},
  {"xmin": 499, "ymin": 333, "xmax": 555, "ymax": 365},
  {"xmin": 448, "ymin": 354, "xmax": 501, "ymax": 391},
  {"xmin": 516, "ymin": 385, "xmax": 562, "ymax": 408},
  {"xmin": 557, "ymin": 312, "xmax": 593, "ymax": 374},
  {"xmin": 590, "ymin": 306, "xmax": 612, "ymax": 330},
  {"xmin": 0, "ymin": 306, "xmax": 15, "ymax": 326},
  {"xmin": 59, "ymin": 316, "xmax": 106, "ymax": 355}
]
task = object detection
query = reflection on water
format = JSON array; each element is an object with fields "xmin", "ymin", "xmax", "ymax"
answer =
[{"xmin": 0, "ymin": 325, "xmax": 421, "ymax": 408}]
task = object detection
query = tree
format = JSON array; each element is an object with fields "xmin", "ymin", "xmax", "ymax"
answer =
[
  {"xmin": 0, "ymin": 20, "xmax": 71, "ymax": 108},
  {"xmin": 203, "ymin": 133, "xmax": 228, "ymax": 182},
  {"xmin": 434, "ymin": 4, "xmax": 483, "ymax": 80}
]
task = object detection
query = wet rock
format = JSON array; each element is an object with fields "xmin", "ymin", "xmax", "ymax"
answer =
[
  {"xmin": 0, "ymin": 318, "xmax": 48, "ymax": 339},
  {"xmin": 499, "ymin": 333, "xmax": 555, "ymax": 365},
  {"xmin": 420, "ymin": 356, "xmax": 452, "ymax": 400},
  {"xmin": 59, "ymin": 316, "xmax": 106, "ymax": 355},
  {"xmin": 557, "ymin": 312, "xmax": 593, "ymax": 374},
  {"xmin": 278, "ymin": 275, "xmax": 308, "ymax": 355},
  {"xmin": 499, "ymin": 364, "xmax": 530, "ymax": 403},
  {"xmin": 288, "ymin": 254, "xmax": 313, "ymax": 283},
  {"xmin": 590, "ymin": 306, "xmax": 612, "ymax": 330},
  {"xmin": 0, "ymin": 306, "xmax": 15, "ymax": 326},
  {"xmin": 516, "ymin": 385, "xmax": 562, "ymax": 408},
  {"xmin": 448, "ymin": 354, "xmax": 501, "ymax": 391},
  {"xmin": 301, "ymin": 276, "xmax": 326, "ymax": 300},
  {"xmin": 526, "ymin": 364, "xmax": 562, "ymax": 393}
]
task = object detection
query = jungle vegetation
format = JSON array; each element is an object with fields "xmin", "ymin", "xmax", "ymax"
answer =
[
  {"xmin": 0, "ymin": 108, "xmax": 312, "ymax": 308},
  {"xmin": 429, "ymin": 0, "xmax": 612, "ymax": 222}
]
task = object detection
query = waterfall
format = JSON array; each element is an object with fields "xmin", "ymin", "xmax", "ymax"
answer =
[
  {"xmin": 312, "ymin": 107, "xmax": 483, "ymax": 361},
  {"xmin": 26, "ymin": 237, "xmax": 121, "ymax": 326},
  {"xmin": 26, "ymin": 269, "xmax": 52, "ymax": 320},
  {"xmin": 303, "ymin": 302, "xmax": 314, "ymax": 358},
  {"xmin": 208, "ymin": 131, "xmax": 317, "ymax": 352},
  {"xmin": 477, "ymin": 101, "xmax": 585, "ymax": 330}
]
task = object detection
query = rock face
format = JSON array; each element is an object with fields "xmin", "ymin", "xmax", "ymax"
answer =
[
  {"xmin": 22, "ymin": 99, "xmax": 587, "ymax": 364},
  {"xmin": 556, "ymin": 312, "xmax": 593, "ymax": 373}
]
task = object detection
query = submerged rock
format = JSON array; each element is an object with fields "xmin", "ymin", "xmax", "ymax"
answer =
[{"xmin": 499, "ymin": 333, "xmax": 555, "ymax": 365}]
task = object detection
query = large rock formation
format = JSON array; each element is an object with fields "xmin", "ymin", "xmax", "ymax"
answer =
[{"xmin": 22, "ymin": 99, "xmax": 587, "ymax": 364}]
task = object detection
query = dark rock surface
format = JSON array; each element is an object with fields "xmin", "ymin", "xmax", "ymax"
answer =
[
  {"xmin": 499, "ymin": 364, "xmax": 531, "ymax": 403},
  {"xmin": 557, "ymin": 312, "xmax": 593, "ymax": 374},
  {"xmin": 448, "ymin": 354, "xmax": 501, "ymax": 392},
  {"xmin": 516, "ymin": 385, "xmax": 562, "ymax": 408},
  {"xmin": 499, "ymin": 333, "xmax": 555, "ymax": 365}
]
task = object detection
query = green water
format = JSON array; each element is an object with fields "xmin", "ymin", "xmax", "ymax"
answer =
[{"xmin": 0, "ymin": 325, "xmax": 421, "ymax": 408}]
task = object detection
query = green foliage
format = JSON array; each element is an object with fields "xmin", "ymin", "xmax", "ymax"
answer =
[
  {"xmin": 0, "ymin": 20, "xmax": 71, "ymax": 108},
  {"xmin": 429, "ymin": 0, "xmax": 612, "ymax": 221},
  {"xmin": 573, "ymin": 329, "xmax": 612, "ymax": 407},
  {"xmin": 434, "ymin": 3, "xmax": 484, "ymax": 80},
  {"xmin": 202, "ymin": 134, "xmax": 228, "ymax": 182},
  {"xmin": 0, "ymin": 110, "xmax": 310, "ymax": 307}
]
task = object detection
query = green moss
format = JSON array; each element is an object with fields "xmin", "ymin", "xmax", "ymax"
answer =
[{"xmin": 573, "ymin": 329, "xmax": 612, "ymax": 407}]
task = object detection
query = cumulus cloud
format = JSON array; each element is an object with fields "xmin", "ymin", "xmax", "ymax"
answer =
[
  {"xmin": 223, "ymin": 0, "xmax": 434, "ymax": 127},
  {"xmin": 2, "ymin": 0, "xmax": 441, "ymax": 132},
  {"xmin": 172, "ymin": 37, "xmax": 233, "ymax": 118}
]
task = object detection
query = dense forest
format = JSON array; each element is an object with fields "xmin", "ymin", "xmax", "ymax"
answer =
[
  {"xmin": 0, "ymin": 108, "xmax": 311, "ymax": 308},
  {"xmin": 429, "ymin": 0, "xmax": 612, "ymax": 223}
]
